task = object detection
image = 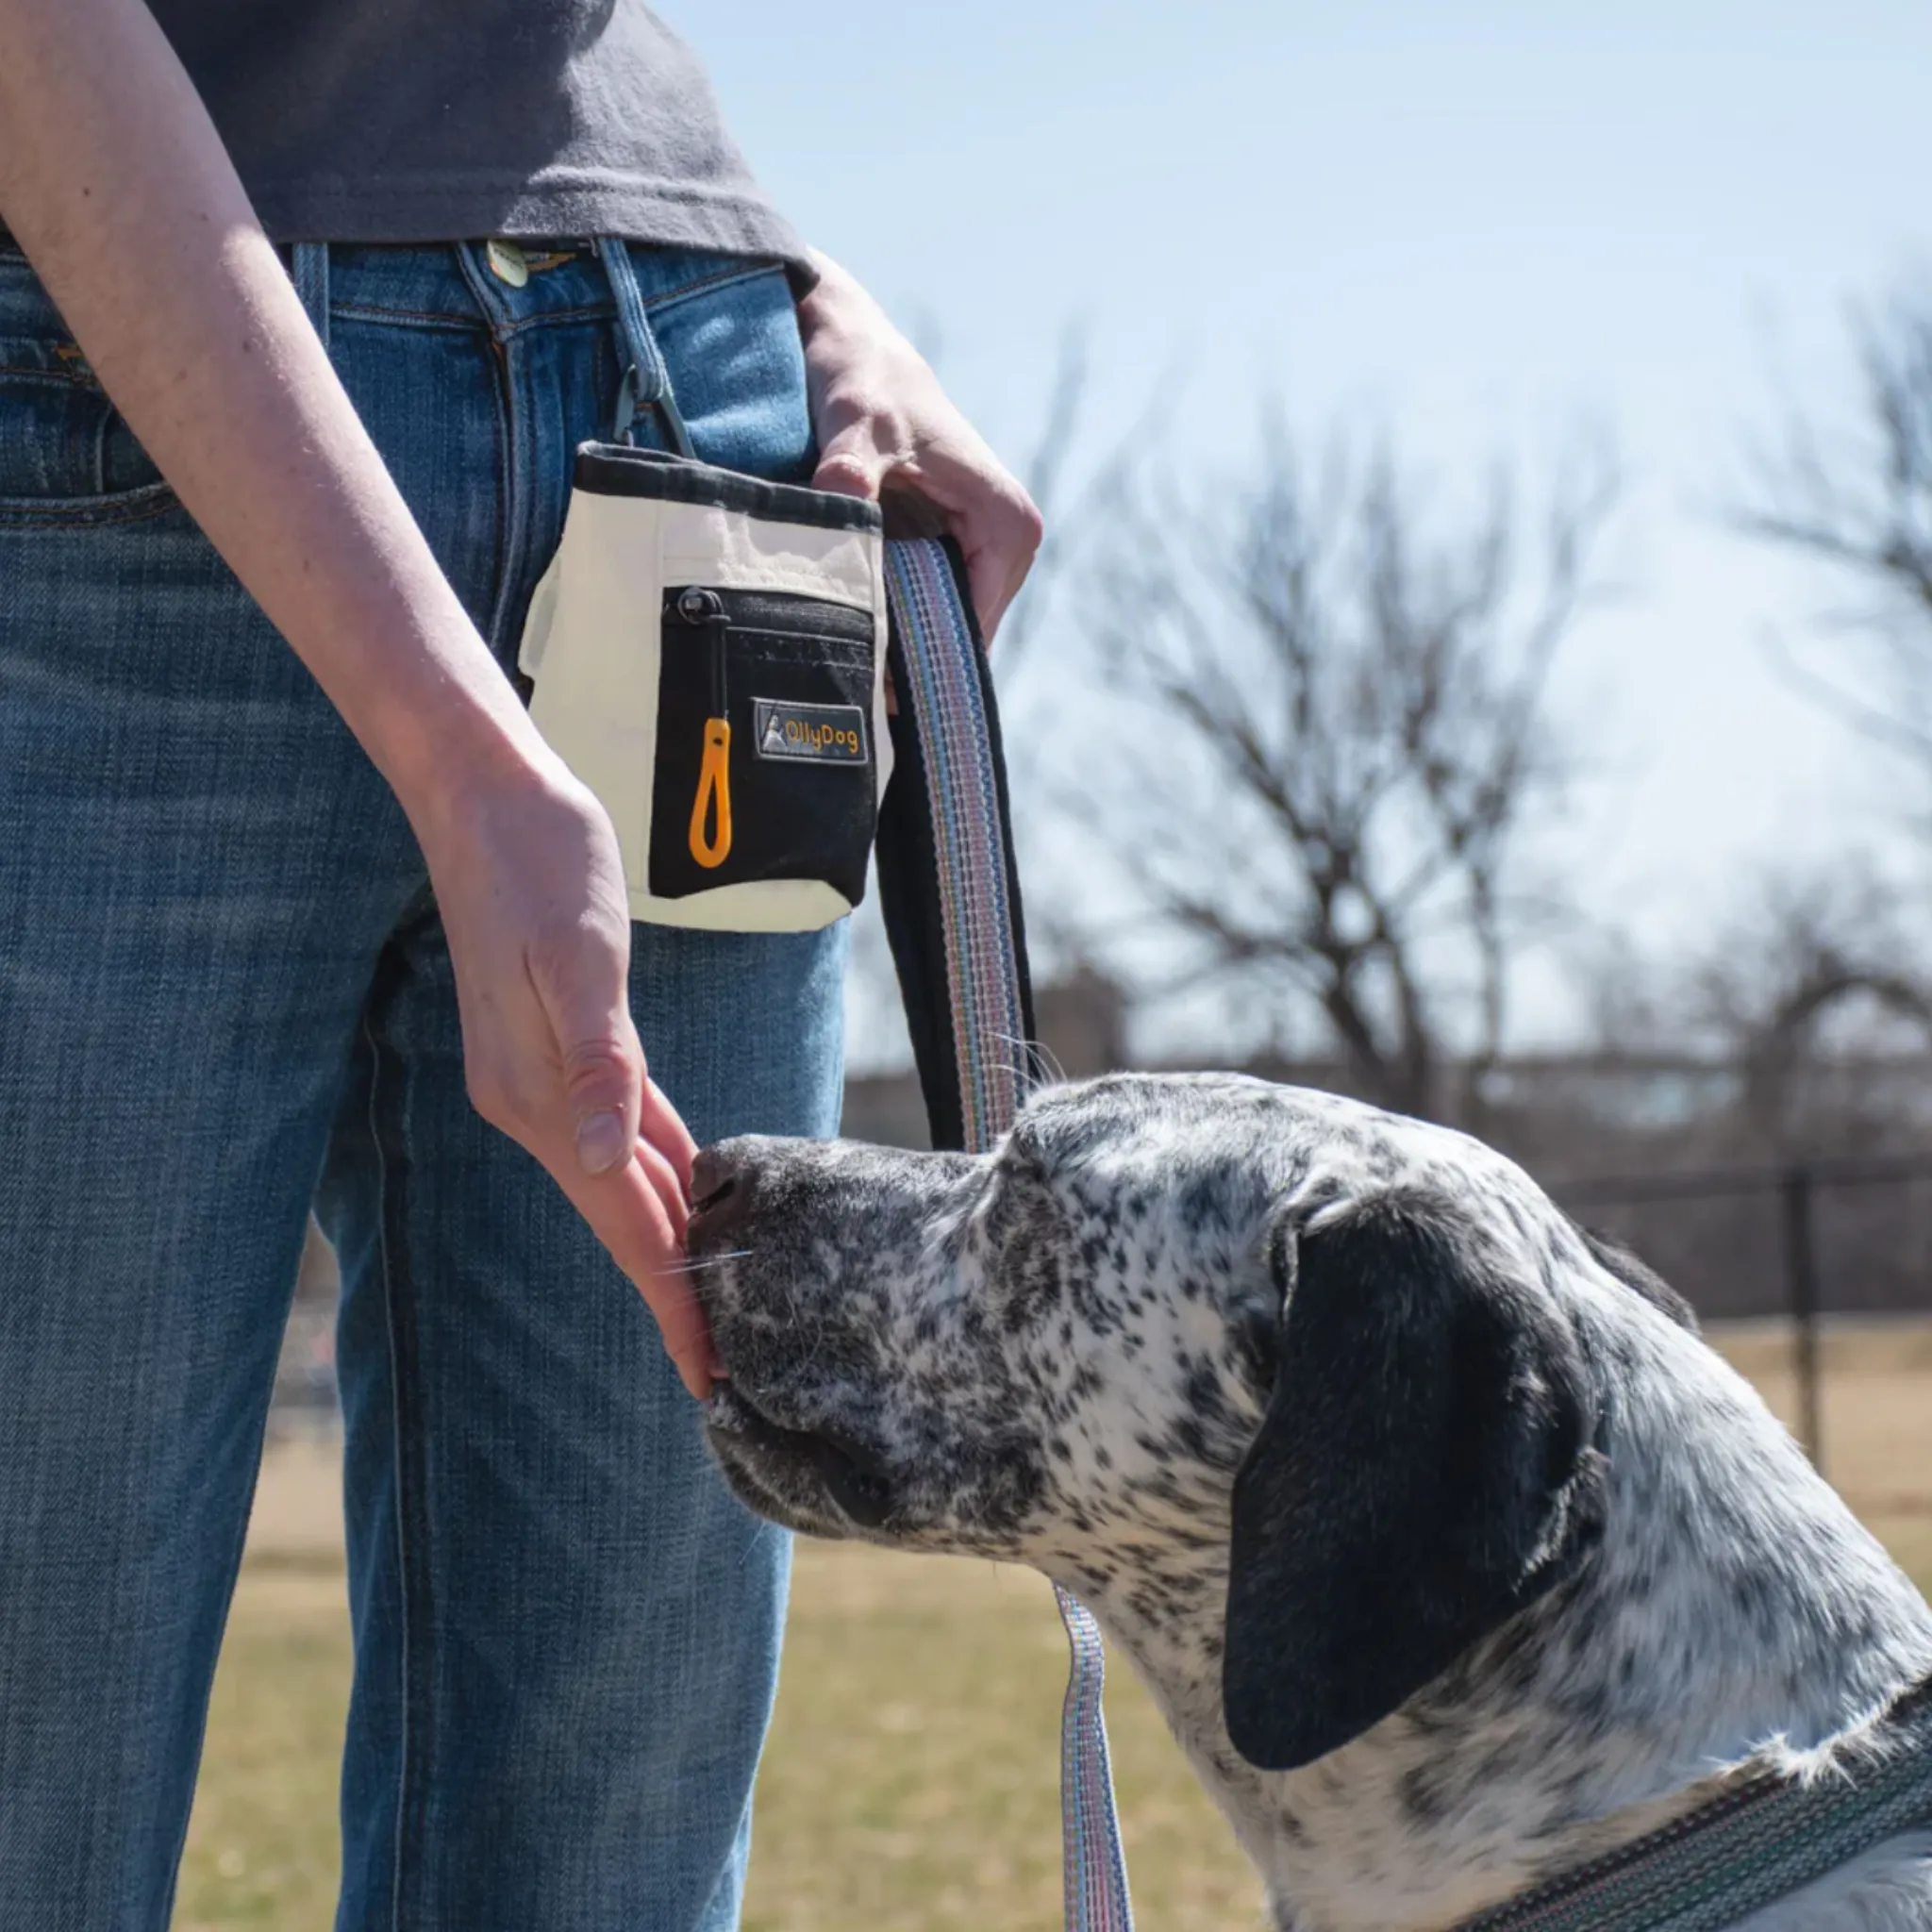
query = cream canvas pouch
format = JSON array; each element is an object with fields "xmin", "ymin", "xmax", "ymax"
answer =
[{"xmin": 519, "ymin": 445, "xmax": 893, "ymax": 932}]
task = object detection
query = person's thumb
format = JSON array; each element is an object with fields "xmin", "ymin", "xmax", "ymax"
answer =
[
  {"xmin": 540, "ymin": 953, "xmax": 645, "ymax": 1178},
  {"xmin": 812, "ymin": 431, "xmax": 888, "ymax": 503}
]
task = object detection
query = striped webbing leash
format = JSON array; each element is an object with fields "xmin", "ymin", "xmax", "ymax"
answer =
[
  {"xmin": 1449, "ymin": 1675, "xmax": 1932, "ymax": 1932},
  {"xmin": 877, "ymin": 535, "xmax": 1136, "ymax": 1932}
]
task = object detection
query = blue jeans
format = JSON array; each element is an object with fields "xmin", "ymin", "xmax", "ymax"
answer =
[{"xmin": 0, "ymin": 238, "xmax": 842, "ymax": 1930}]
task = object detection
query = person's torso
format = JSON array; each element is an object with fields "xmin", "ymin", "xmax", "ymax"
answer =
[{"xmin": 144, "ymin": 1, "xmax": 807, "ymax": 267}]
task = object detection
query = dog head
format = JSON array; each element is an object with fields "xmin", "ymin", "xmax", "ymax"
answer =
[{"xmin": 691, "ymin": 1072, "xmax": 1611, "ymax": 1772}]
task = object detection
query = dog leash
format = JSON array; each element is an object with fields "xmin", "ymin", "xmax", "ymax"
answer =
[
  {"xmin": 1448, "ymin": 1674, "xmax": 1932, "ymax": 1932},
  {"xmin": 877, "ymin": 535, "xmax": 1137, "ymax": 1932}
]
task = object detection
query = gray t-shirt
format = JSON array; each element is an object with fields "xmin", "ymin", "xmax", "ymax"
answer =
[{"xmin": 144, "ymin": 2, "xmax": 808, "ymax": 271}]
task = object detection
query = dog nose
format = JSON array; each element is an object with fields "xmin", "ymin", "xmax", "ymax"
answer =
[{"xmin": 689, "ymin": 1143, "xmax": 754, "ymax": 1252}]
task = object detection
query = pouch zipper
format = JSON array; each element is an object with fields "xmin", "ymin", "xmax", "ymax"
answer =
[
  {"xmin": 684, "ymin": 586, "xmax": 874, "ymax": 651},
  {"xmin": 675, "ymin": 587, "xmax": 734, "ymax": 868}
]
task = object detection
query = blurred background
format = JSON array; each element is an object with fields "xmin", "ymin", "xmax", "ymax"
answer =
[{"xmin": 208, "ymin": 6, "xmax": 1932, "ymax": 1927}]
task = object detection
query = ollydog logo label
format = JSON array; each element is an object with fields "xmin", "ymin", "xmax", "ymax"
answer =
[{"xmin": 752, "ymin": 699, "xmax": 869, "ymax": 765}]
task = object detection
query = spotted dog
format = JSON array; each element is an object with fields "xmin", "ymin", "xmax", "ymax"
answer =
[{"xmin": 688, "ymin": 1073, "xmax": 1932, "ymax": 1931}]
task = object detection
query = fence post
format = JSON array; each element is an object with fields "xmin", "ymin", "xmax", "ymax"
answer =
[{"xmin": 1778, "ymin": 1163, "xmax": 1824, "ymax": 1473}]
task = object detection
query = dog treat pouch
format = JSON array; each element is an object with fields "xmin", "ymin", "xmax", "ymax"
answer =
[{"xmin": 518, "ymin": 443, "xmax": 892, "ymax": 932}]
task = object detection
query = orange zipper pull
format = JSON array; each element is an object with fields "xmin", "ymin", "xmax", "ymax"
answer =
[
  {"xmin": 690, "ymin": 716, "xmax": 732, "ymax": 867},
  {"xmin": 675, "ymin": 586, "xmax": 735, "ymax": 871}
]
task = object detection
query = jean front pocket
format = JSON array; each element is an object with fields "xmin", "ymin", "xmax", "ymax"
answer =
[
  {"xmin": 648, "ymin": 585, "xmax": 878, "ymax": 907},
  {"xmin": 0, "ymin": 267, "xmax": 175, "ymax": 525}
]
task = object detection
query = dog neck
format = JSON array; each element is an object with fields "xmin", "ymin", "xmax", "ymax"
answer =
[{"xmin": 1044, "ymin": 1335, "xmax": 1932, "ymax": 1932}]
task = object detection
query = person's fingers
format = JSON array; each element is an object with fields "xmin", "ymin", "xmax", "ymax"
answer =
[
  {"xmin": 640, "ymin": 1267, "xmax": 716, "ymax": 1400},
  {"xmin": 546, "ymin": 988, "xmax": 712, "ymax": 1393},
  {"xmin": 640, "ymin": 1073, "xmax": 697, "ymax": 1195},
  {"xmin": 961, "ymin": 529, "xmax": 1018, "ymax": 642},
  {"xmin": 558, "ymin": 1149, "xmax": 716, "ymax": 1398},
  {"xmin": 942, "ymin": 497, "xmax": 1041, "ymax": 642},
  {"xmin": 634, "ymin": 1129, "xmax": 691, "ymax": 1250},
  {"xmin": 530, "ymin": 929, "xmax": 644, "ymax": 1178},
  {"xmin": 877, "ymin": 441, "xmax": 1042, "ymax": 643}
]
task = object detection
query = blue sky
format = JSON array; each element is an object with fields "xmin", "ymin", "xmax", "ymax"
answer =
[{"xmin": 661, "ymin": 1, "xmax": 1932, "ymax": 1053}]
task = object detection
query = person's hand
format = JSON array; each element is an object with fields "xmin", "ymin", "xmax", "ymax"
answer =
[
  {"xmin": 797, "ymin": 251, "xmax": 1043, "ymax": 641},
  {"xmin": 411, "ymin": 746, "xmax": 714, "ymax": 1397}
]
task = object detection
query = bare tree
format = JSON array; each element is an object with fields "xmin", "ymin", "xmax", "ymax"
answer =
[
  {"xmin": 1689, "ymin": 868, "xmax": 1932, "ymax": 1158},
  {"xmin": 1075, "ymin": 425, "xmax": 1616, "ymax": 1124},
  {"xmin": 987, "ymin": 324, "xmax": 1093, "ymax": 677},
  {"xmin": 1743, "ymin": 286, "xmax": 1932, "ymax": 833}
]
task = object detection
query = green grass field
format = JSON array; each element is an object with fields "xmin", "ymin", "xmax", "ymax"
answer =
[{"xmin": 176, "ymin": 1324, "xmax": 1932, "ymax": 1931}]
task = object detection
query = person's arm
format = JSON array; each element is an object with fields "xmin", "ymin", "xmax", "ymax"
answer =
[
  {"xmin": 796, "ymin": 251, "xmax": 1044, "ymax": 640},
  {"xmin": 0, "ymin": 0, "xmax": 714, "ymax": 1394}
]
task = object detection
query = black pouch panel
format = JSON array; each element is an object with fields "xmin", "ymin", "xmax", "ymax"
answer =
[{"xmin": 648, "ymin": 586, "xmax": 877, "ymax": 905}]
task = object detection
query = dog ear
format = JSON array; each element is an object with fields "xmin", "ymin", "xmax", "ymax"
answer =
[{"xmin": 1223, "ymin": 1194, "xmax": 1606, "ymax": 1773}]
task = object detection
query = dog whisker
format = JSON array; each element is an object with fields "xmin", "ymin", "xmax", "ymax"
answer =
[
  {"xmin": 659, "ymin": 1249, "xmax": 752, "ymax": 1276},
  {"xmin": 991, "ymin": 1029, "xmax": 1068, "ymax": 1092}
]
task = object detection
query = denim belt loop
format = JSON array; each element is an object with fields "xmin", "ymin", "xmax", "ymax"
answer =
[
  {"xmin": 594, "ymin": 236, "xmax": 695, "ymax": 458},
  {"xmin": 291, "ymin": 242, "xmax": 330, "ymax": 355}
]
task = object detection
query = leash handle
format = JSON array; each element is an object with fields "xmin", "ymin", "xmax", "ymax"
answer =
[
  {"xmin": 878, "ymin": 536, "xmax": 1136, "ymax": 1932},
  {"xmin": 876, "ymin": 536, "xmax": 1034, "ymax": 1150}
]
